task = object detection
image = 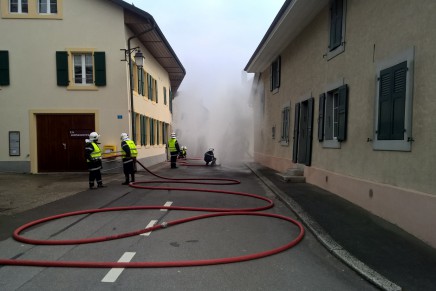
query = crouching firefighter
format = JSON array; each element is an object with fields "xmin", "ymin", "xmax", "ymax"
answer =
[
  {"xmin": 120, "ymin": 133, "xmax": 137, "ymax": 185},
  {"xmin": 204, "ymin": 148, "xmax": 216, "ymax": 166},
  {"xmin": 85, "ymin": 132, "xmax": 105, "ymax": 189}
]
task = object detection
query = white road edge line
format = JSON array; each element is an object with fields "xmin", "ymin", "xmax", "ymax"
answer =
[
  {"xmin": 101, "ymin": 252, "xmax": 136, "ymax": 283},
  {"xmin": 141, "ymin": 219, "xmax": 158, "ymax": 236}
]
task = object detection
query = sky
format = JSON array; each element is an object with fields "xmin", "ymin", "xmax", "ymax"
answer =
[{"xmin": 129, "ymin": 0, "xmax": 285, "ymax": 163}]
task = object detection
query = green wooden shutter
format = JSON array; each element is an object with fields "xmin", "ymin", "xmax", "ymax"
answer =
[
  {"xmin": 337, "ymin": 84, "xmax": 348, "ymax": 141},
  {"xmin": 56, "ymin": 51, "xmax": 69, "ymax": 86},
  {"xmin": 305, "ymin": 98, "xmax": 314, "ymax": 166},
  {"xmin": 155, "ymin": 80, "xmax": 158, "ymax": 103},
  {"xmin": 378, "ymin": 61, "xmax": 407, "ymax": 140},
  {"xmin": 94, "ymin": 52, "xmax": 106, "ymax": 86},
  {"xmin": 329, "ymin": 0, "xmax": 343, "ymax": 51},
  {"xmin": 318, "ymin": 93, "xmax": 325, "ymax": 141},
  {"xmin": 276, "ymin": 56, "xmax": 281, "ymax": 89},
  {"xmin": 292, "ymin": 103, "xmax": 300, "ymax": 163},
  {"xmin": 0, "ymin": 51, "xmax": 10, "ymax": 86},
  {"xmin": 391, "ymin": 62, "xmax": 407, "ymax": 140}
]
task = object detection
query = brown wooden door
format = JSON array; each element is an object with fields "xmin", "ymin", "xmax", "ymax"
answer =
[{"xmin": 37, "ymin": 114, "xmax": 95, "ymax": 172}]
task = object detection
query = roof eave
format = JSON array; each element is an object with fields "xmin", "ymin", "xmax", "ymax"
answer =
[{"xmin": 244, "ymin": 0, "xmax": 329, "ymax": 73}]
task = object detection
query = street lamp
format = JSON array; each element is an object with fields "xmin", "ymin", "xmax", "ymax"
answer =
[{"xmin": 121, "ymin": 47, "xmax": 144, "ymax": 143}]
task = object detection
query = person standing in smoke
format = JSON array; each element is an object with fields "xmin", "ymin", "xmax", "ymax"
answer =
[
  {"xmin": 120, "ymin": 133, "xmax": 137, "ymax": 185},
  {"xmin": 85, "ymin": 132, "xmax": 105, "ymax": 189},
  {"xmin": 204, "ymin": 148, "xmax": 216, "ymax": 166},
  {"xmin": 168, "ymin": 132, "xmax": 180, "ymax": 168}
]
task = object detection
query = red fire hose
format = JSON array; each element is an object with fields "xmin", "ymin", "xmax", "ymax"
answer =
[{"xmin": 0, "ymin": 161, "xmax": 304, "ymax": 268}]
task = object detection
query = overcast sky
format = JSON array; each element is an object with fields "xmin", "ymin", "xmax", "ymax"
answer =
[{"xmin": 128, "ymin": 0, "xmax": 285, "ymax": 161}]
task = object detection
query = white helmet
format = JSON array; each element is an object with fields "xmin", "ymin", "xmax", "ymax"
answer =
[
  {"xmin": 171, "ymin": 132, "xmax": 176, "ymax": 138},
  {"xmin": 208, "ymin": 148, "xmax": 214, "ymax": 152},
  {"xmin": 120, "ymin": 132, "xmax": 129, "ymax": 141},
  {"xmin": 89, "ymin": 132, "xmax": 100, "ymax": 141}
]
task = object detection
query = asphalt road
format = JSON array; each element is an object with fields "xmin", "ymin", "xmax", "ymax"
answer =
[{"xmin": 0, "ymin": 162, "xmax": 377, "ymax": 290}]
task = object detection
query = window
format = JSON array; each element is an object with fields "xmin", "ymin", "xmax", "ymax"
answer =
[
  {"xmin": 374, "ymin": 48, "xmax": 414, "ymax": 151},
  {"xmin": 327, "ymin": 0, "xmax": 346, "ymax": 60},
  {"xmin": 10, "ymin": 0, "xmax": 28, "ymax": 13},
  {"xmin": 318, "ymin": 84, "xmax": 348, "ymax": 148},
  {"xmin": 270, "ymin": 56, "xmax": 281, "ymax": 92},
  {"xmin": 73, "ymin": 53, "xmax": 93, "ymax": 85},
  {"xmin": 39, "ymin": 0, "xmax": 57, "ymax": 14},
  {"xmin": 280, "ymin": 105, "xmax": 290, "ymax": 145},
  {"xmin": 56, "ymin": 51, "xmax": 106, "ymax": 88}
]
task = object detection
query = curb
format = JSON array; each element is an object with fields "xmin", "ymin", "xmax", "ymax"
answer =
[{"xmin": 246, "ymin": 163, "xmax": 402, "ymax": 291}]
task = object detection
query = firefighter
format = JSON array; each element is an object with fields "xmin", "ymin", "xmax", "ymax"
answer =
[
  {"xmin": 85, "ymin": 132, "xmax": 105, "ymax": 189},
  {"xmin": 120, "ymin": 133, "xmax": 137, "ymax": 185},
  {"xmin": 204, "ymin": 148, "xmax": 216, "ymax": 166},
  {"xmin": 167, "ymin": 132, "xmax": 180, "ymax": 168},
  {"xmin": 179, "ymin": 146, "xmax": 187, "ymax": 159}
]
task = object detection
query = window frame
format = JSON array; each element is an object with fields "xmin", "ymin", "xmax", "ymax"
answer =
[
  {"xmin": 373, "ymin": 47, "xmax": 414, "ymax": 151},
  {"xmin": 326, "ymin": 0, "xmax": 346, "ymax": 60},
  {"xmin": 72, "ymin": 53, "xmax": 93, "ymax": 86},
  {"xmin": 9, "ymin": 0, "xmax": 28, "ymax": 13},
  {"xmin": 2, "ymin": 0, "xmax": 62, "ymax": 19},
  {"xmin": 319, "ymin": 82, "xmax": 348, "ymax": 148},
  {"xmin": 38, "ymin": 0, "xmax": 57, "ymax": 14}
]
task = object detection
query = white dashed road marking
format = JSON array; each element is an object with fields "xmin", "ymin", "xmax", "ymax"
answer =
[{"xmin": 101, "ymin": 252, "xmax": 136, "ymax": 283}]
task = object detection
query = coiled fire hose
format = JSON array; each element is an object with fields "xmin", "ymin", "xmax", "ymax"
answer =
[{"xmin": 0, "ymin": 160, "xmax": 304, "ymax": 268}]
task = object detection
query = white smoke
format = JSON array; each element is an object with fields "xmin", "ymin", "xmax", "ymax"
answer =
[{"xmin": 172, "ymin": 71, "xmax": 254, "ymax": 165}]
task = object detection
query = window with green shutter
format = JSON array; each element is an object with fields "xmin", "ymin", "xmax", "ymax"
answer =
[
  {"xmin": 319, "ymin": 84, "xmax": 348, "ymax": 148},
  {"xmin": 0, "ymin": 51, "xmax": 10, "ymax": 86},
  {"xmin": 56, "ymin": 50, "xmax": 106, "ymax": 87},
  {"xmin": 373, "ymin": 47, "xmax": 414, "ymax": 152},
  {"xmin": 377, "ymin": 61, "xmax": 407, "ymax": 140},
  {"xmin": 270, "ymin": 56, "xmax": 280, "ymax": 92},
  {"xmin": 327, "ymin": 0, "xmax": 346, "ymax": 60}
]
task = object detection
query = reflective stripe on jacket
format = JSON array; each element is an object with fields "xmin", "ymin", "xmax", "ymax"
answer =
[
  {"xmin": 168, "ymin": 138, "xmax": 177, "ymax": 152},
  {"xmin": 122, "ymin": 140, "xmax": 138, "ymax": 158},
  {"xmin": 87, "ymin": 142, "xmax": 101, "ymax": 162}
]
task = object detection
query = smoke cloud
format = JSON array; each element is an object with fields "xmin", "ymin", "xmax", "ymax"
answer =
[{"xmin": 172, "ymin": 72, "xmax": 254, "ymax": 165}]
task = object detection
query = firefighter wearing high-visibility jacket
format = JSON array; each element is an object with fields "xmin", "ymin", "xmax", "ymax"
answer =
[
  {"xmin": 85, "ymin": 132, "xmax": 105, "ymax": 189},
  {"xmin": 120, "ymin": 133, "xmax": 137, "ymax": 185},
  {"xmin": 167, "ymin": 132, "xmax": 180, "ymax": 168}
]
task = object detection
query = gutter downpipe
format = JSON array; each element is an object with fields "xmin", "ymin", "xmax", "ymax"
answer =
[{"xmin": 127, "ymin": 23, "xmax": 156, "ymax": 143}]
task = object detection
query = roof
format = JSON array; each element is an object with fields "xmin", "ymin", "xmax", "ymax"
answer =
[
  {"xmin": 108, "ymin": 0, "xmax": 186, "ymax": 93},
  {"xmin": 244, "ymin": 0, "xmax": 329, "ymax": 73}
]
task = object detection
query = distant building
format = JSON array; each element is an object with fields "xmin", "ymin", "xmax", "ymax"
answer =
[
  {"xmin": 0, "ymin": 0, "xmax": 185, "ymax": 173},
  {"xmin": 245, "ymin": 0, "xmax": 436, "ymax": 248}
]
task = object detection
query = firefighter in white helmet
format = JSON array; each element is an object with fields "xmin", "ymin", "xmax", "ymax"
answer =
[
  {"xmin": 167, "ymin": 132, "xmax": 180, "ymax": 168},
  {"xmin": 120, "ymin": 132, "xmax": 137, "ymax": 185},
  {"xmin": 85, "ymin": 132, "xmax": 105, "ymax": 189},
  {"xmin": 204, "ymin": 148, "xmax": 216, "ymax": 166}
]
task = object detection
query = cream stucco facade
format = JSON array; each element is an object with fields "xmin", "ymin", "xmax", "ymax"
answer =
[
  {"xmin": 0, "ymin": 0, "xmax": 184, "ymax": 173},
  {"xmin": 246, "ymin": 0, "xmax": 436, "ymax": 248}
]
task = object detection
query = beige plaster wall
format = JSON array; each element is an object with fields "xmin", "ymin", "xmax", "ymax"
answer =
[
  {"xmin": 0, "ymin": 0, "xmax": 175, "ymax": 171},
  {"xmin": 253, "ymin": 0, "xmax": 436, "ymax": 247}
]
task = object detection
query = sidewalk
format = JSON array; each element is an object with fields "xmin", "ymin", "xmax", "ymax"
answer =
[{"xmin": 247, "ymin": 163, "xmax": 436, "ymax": 291}]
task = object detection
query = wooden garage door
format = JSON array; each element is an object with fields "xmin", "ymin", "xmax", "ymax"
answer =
[{"xmin": 37, "ymin": 114, "xmax": 95, "ymax": 172}]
